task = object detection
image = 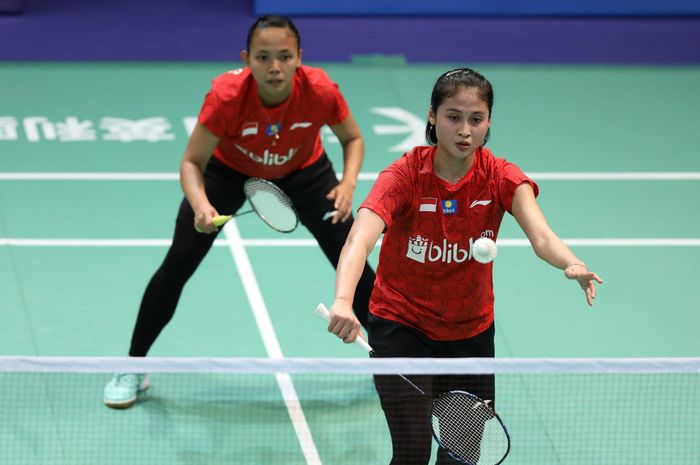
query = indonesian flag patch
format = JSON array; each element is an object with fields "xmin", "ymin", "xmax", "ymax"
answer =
[
  {"xmin": 419, "ymin": 197, "xmax": 438, "ymax": 212},
  {"xmin": 241, "ymin": 122, "xmax": 258, "ymax": 137}
]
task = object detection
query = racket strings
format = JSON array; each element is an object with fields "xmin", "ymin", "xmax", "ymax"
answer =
[
  {"xmin": 244, "ymin": 179, "xmax": 294, "ymax": 209},
  {"xmin": 243, "ymin": 179, "xmax": 298, "ymax": 232},
  {"xmin": 432, "ymin": 392, "xmax": 509, "ymax": 464}
]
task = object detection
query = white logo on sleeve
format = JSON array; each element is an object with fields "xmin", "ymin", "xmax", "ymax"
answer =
[{"xmin": 469, "ymin": 200, "xmax": 492, "ymax": 208}]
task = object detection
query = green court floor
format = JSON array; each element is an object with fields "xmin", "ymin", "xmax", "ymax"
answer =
[{"xmin": 1, "ymin": 63, "xmax": 699, "ymax": 464}]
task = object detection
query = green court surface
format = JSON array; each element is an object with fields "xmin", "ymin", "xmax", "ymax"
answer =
[{"xmin": 1, "ymin": 63, "xmax": 699, "ymax": 464}]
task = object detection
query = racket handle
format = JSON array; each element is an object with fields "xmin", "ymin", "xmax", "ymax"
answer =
[
  {"xmin": 313, "ymin": 303, "xmax": 374, "ymax": 354},
  {"xmin": 212, "ymin": 215, "xmax": 232, "ymax": 227}
]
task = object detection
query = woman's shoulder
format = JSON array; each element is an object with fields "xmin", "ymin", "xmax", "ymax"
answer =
[
  {"xmin": 209, "ymin": 68, "xmax": 253, "ymax": 102},
  {"xmin": 404, "ymin": 145, "xmax": 435, "ymax": 170},
  {"xmin": 297, "ymin": 65, "xmax": 334, "ymax": 83},
  {"xmin": 478, "ymin": 147, "xmax": 534, "ymax": 193},
  {"xmin": 479, "ymin": 146, "xmax": 521, "ymax": 171},
  {"xmin": 382, "ymin": 146, "xmax": 434, "ymax": 178},
  {"xmin": 296, "ymin": 65, "xmax": 341, "ymax": 94}
]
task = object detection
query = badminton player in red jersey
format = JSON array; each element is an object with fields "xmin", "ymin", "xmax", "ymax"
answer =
[
  {"xmin": 326, "ymin": 68, "xmax": 603, "ymax": 464},
  {"xmin": 102, "ymin": 15, "xmax": 375, "ymax": 409}
]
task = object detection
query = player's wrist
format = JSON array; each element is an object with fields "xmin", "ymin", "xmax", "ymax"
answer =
[
  {"xmin": 340, "ymin": 176, "xmax": 358, "ymax": 188},
  {"xmin": 565, "ymin": 262, "xmax": 587, "ymax": 271},
  {"xmin": 334, "ymin": 296, "xmax": 354, "ymax": 305}
]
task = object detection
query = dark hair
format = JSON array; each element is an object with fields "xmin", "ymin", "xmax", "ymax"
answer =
[
  {"xmin": 246, "ymin": 15, "xmax": 301, "ymax": 53},
  {"xmin": 425, "ymin": 67, "xmax": 494, "ymax": 146}
]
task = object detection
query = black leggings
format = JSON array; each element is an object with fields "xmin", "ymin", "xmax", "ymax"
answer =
[
  {"xmin": 369, "ymin": 314, "xmax": 495, "ymax": 465},
  {"xmin": 129, "ymin": 155, "xmax": 375, "ymax": 356}
]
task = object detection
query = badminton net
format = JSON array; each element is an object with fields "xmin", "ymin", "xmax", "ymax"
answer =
[{"xmin": 0, "ymin": 356, "xmax": 698, "ymax": 465}]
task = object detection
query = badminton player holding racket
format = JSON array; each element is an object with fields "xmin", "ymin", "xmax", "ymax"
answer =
[
  {"xmin": 102, "ymin": 15, "xmax": 375, "ymax": 408},
  {"xmin": 327, "ymin": 68, "xmax": 603, "ymax": 464}
]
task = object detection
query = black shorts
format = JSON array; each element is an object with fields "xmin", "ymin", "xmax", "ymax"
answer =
[
  {"xmin": 369, "ymin": 313, "xmax": 496, "ymax": 406},
  {"xmin": 176, "ymin": 154, "xmax": 342, "ymax": 227}
]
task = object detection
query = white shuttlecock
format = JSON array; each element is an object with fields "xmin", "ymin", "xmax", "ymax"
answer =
[{"xmin": 472, "ymin": 237, "xmax": 497, "ymax": 264}]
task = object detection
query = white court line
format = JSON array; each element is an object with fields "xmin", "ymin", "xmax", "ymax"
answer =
[
  {"xmin": 221, "ymin": 220, "xmax": 321, "ymax": 465},
  {"xmin": 524, "ymin": 172, "xmax": 700, "ymax": 181},
  {"xmin": 0, "ymin": 172, "xmax": 179, "ymax": 180},
  {"xmin": 2, "ymin": 238, "xmax": 700, "ymax": 247},
  {"xmin": 1, "ymin": 172, "xmax": 700, "ymax": 181}
]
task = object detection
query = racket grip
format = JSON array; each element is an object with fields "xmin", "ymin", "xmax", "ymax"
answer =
[
  {"xmin": 212, "ymin": 215, "xmax": 232, "ymax": 227},
  {"xmin": 313, "ymin": 303, "xmax": 374, "ymax": 354}
]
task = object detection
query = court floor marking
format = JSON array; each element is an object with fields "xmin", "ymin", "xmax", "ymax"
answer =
[
  {"xmin": 221, "ymin": 219, "xmax": 321, "ymax": 465},
  {"xmin": 2, "ymin": 238, "xmax": 699, "ymax": 247},
  {"xmin": 1, "ymin": 172, "xmax": 700, "ymax": 181}
]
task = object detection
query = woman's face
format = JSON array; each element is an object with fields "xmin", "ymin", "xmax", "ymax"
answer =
[
  {"xmin": 241, "ymin": 27, "xmax": 302, "ymax": 104},
  {"xmin": 429, "ymin": 86, "xmax": 491, "ymax": 161}
]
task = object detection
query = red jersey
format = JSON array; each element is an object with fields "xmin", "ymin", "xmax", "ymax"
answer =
[
  {"xmin": 198, "ymin": 65, "xmax": 349, "ymax": 179},
  {"xmin": 361, "ymin": 146, "xmax": 538, "ymax": 340}
]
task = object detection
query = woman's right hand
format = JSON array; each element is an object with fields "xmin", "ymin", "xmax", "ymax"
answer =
[
  {"xmin": 193, "ymin": 204, "xmax": 220, "ymax": 234},
  {"xmin": 329, "ymin": 301, "xmax": 363, "ymax": 344}
]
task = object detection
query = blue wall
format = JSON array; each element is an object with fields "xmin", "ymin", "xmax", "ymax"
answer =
[
  {"xmin": 2, "ymin": 0, "xmax": 699, "ymax": 63},
  {"xmin": 255, "ymin": 0, "xmax": 700, "ymax": 17},
  {"xmin": 0, "ymin": 0, "xmax": 23, "ymax": 14}
]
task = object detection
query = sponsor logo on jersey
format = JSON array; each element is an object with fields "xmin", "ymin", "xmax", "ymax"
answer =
[
  {"xmin": 469, "ymin": 199, "xmax": 492, "ymax": 208},
  {"xmin": 234, "ymin": 144, "xmax": 298, "ymax": 166},
  {"xmin": 266, "ymin": 123, "xmax": 282, "ymax": 136},
  {"xmin": 290, "ymin": 122, "xmax": 312, "ymax": 130},
  {"xmin": 406, "ymin": 235, "xmax": 475, "ymax": 264},
  {"xmin": 441, "ymin": 200, "xmax": 457, "ymax": 215},
  {"xmin": 419, "ymin": 197, "xmax": 438, "ymax": 212}
]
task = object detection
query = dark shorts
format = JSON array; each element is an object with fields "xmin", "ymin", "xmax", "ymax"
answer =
[
  {"xmin": 368, "ymin": 313, "xmax": 496, "ymax": 406},
  {"xmin": 176, "ymin": 154, "xmax": 342, "ymax": 228}
]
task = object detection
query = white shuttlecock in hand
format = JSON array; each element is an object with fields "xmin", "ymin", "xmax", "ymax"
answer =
[{"xmin": 472, "ymin": 237, "xmax": 497, "ymax": 264}]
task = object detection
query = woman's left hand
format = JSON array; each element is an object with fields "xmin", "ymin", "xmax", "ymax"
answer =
[
  {"xmin": 326, "ymin": 180, "xmax": 355, "ymax": 224},
  {"xmin": 564, "ymin": 263, "xmax": 603, "ymax": 306}
]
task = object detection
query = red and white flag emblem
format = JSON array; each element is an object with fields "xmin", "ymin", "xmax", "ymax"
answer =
[
  {"xmin": 241, "ymin": 122, "xmax": 258, "ymax": 137},
  {"xmin": 419, "ymin": 197, "xmax": 438, "ymax": 212}
]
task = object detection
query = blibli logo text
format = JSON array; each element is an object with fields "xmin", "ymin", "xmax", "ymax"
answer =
[
  {"xmin": 406, "ymin": 236, "xmax": 472, "ymax": 264},
  {"xmin": 235, "ymin": 144, "xmax": 298, "ymax": 166}
]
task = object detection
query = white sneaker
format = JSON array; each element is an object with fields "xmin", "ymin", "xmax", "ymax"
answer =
[{"xmin": 102, "ymin": 373, "xmax": 149, "ymax": 409}]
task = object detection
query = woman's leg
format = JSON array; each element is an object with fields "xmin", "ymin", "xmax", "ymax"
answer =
[
  {"xmin": 434, "ymin": 323, "xmax": 496, "ymax": 465},
  {"xmin": 369, "ymin": 314, "xmax": 436, "ymax": 465},
  {"xmin": 128, "ymin": 158, "xmax": 247, "ymax": 356},
  {"xmin": 128, "ymin": 210, "xmax": 218, "ymax": 356}
]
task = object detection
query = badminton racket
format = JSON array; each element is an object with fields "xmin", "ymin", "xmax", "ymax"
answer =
[
  {"xmin": 313, "ymin": 303, "xmax": 511, "ymax": 465},
  {"xmin": 210, "ymin": 178, "xmax": 298, "ymax": 233}
]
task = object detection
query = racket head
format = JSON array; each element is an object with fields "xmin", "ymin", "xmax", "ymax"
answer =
[
  {"xmin": 431, "ymin": 390, "xmax": 510, "ymax": 465},
  {"xmin": 243, "ymin": 178, "xmax": 299, "ymax": 233}
]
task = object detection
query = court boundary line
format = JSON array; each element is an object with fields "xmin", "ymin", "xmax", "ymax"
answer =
[
  {"xmin": 2, "ymin": 238, "xmax": 699, "ymax": 247},
  {"xmin": 1, "ymin": 172, "xmax": 700, "ymax": 181},
  {"xmin": 221, "ymin": 220, "xmax": 322, "ymax": 465}
]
